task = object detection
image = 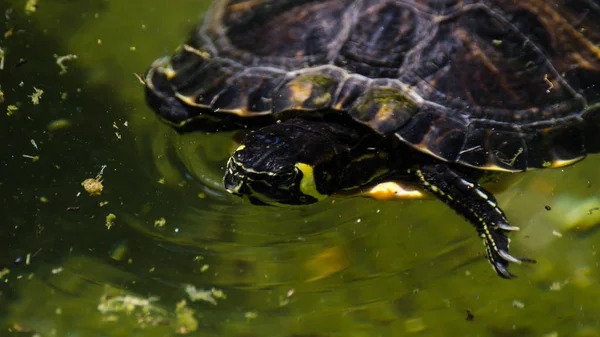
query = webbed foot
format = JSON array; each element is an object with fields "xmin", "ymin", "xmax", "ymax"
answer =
[{"xmin": 413, "ymin": 164, "xmax": 536, "ymax": 278}]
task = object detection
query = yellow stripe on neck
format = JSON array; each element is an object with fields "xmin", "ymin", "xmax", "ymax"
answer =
[{"xmin": 295, "ymin": 163, "xmax": 327, "ymax": 201}]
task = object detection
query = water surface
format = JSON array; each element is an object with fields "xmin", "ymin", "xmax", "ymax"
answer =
[{"xmin": 1, "ymin": 1, "xmax": 600, "ymax": 336}]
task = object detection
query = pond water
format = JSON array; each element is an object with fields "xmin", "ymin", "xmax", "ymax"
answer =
[{"xmin": 1, "ymin": 1, "xmax": 600, "ymax": 336}]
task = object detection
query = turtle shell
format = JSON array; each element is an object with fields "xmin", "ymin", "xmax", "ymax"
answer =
[{"xmin": 145, "ymin": 0, "xmax": 600, "ymax": 172}]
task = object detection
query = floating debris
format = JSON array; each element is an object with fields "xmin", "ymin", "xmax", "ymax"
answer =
[
  {"xmin": 105, "ymin": 213, "xmax": 116, "ymax": 230},
  {"xmin": 175, "ymin": 300, "xmax": 198, "ymax": 334},
  {"xmin": 244, "ymin": 311, "xmax": 258, "ymax": 320},
  {"xmin": 184, "ymin": 284, "xmax": 226, "ymax": 306},
  {"xmin": 55, "ymin": 54, "xmax": 77, "ymax": 75},
  {"xmin": 25, "ymin": 0, "xmax": 38, "ymax": 14},
  {"xmin": 98, "ymin": 291, "xmax": 168, "ymax": 328},
  {"xmin": 29, "ymin": 87, "xmax": 43, "ymax": 105},
  {"xmin": 82, "ymin": 177, "xmax": 103, "ymax": 196},
  {"xmin": 7, "ymin": 104, "xmax": 18, "ymax": 116},
  {"xmin": 51, "ymin": 267, "xmax": 63, "ymax": 275},
  {"xmin": 0, "ymin": 87, "xmax": 4, "ymax": 103},
  {"xmin": 22, "ymin": 154, "xmax": 39, "ymax": 162},
  {"xmin": 134, "ymin": 73, "xmax": 146, "ymax": 84},
  {"xmin": 47, "ymin": 119, "xmax": 72, "ymax": 131},
  {"xmin": 4, "ymin": 27, "xmax": 13, "ymax": 39},
  {"xmin": 30, "ymin": 139, "xmax": 38, "ymax": 150},
  {"xmin": 0, "ymin": 47, "xmax": 4, "ymax": 70},
  {"xmin": 512, "ymin": 300, "xmax": 525, "ymax": 309},
  {"xmin": 279, "ymin": 289, "xmax": 295, "ymax": 307},
  {"xmin": 549, "ymin": 281, "xmax": 567, "ymax": 291},
  {"xmin": 154, "ymin": 217, "xmax": 166, "ymax": 228},
  {"xmin": 0, "ymin": 268, "xmax": 9, "ymax": 278}
]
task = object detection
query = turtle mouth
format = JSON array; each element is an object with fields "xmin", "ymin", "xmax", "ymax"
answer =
[
  {"xmin": 223, "ymin": 158, "xmax": 251, "ymax": 196},
  {"xmin": 223, "ymin": 156, "xmax": 300, "ymax": 205}
]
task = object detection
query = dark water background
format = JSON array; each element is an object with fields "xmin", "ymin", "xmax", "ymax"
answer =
[{"xmin": 1, "ymin": 1, "xmax": 600, "ymax": 336}]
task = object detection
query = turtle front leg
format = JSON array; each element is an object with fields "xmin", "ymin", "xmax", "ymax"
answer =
[{"xmin": 412, "ymin": 163, "xmax": 535, "ymax": 278}]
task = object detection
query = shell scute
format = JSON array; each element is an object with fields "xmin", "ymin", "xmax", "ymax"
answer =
[
  {"xmin": 524, "ymin": 122, "xmax": 586, "ymax": 169},
  {"xmin": 210, "ymin": 70, "xmax": 284, "ymax": 116},
  {"xmin": 334, "ymin": 2, "xmax": 420, "ymax": 78},
  {"xmin": 396, "ymin": 107, "xmax": 468, "ymax": 163},
  {"xmin": 333, "ymin": 76, "xmax": 366, "ymax": 111},
  {"xmin": 350, "ymin": 83, "xmax": 419, "ymax": 134},
  {"xmin": 171, "ymin": 60, "xmax": 234, "ymax": 107},
  {"xmin": 272, "ymin": 68, "xmax": 344, "ymax": 114}
]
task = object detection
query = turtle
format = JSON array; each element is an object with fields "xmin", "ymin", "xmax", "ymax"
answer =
[{"xmin": 144, "ymin": 0, "xmax": 600, "ymax": 278}]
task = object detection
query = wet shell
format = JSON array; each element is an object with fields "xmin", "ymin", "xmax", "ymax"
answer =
[{"xmin": 146, "ymin": 0, "xmax": 600, "ymax": 172}]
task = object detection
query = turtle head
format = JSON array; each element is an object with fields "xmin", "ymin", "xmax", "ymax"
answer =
[
  {"xmin": 224, "ymin": 119, "xmax": 358, "ymax": 206},
  {"xmin": 224, "ymin": 147, "xmax": 326, "ymax": 206}
]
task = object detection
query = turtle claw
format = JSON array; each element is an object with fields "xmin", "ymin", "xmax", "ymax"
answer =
[
  {"xmin": 497, "ymin": 222, "xmax": 520, "ymax": 231},
  {"xmin": 498, "ymin": 249, "xmax": 522, "ymax": 264},
  {"xmin": 489, "ymin": 236, "xmax": 537, "ymax": 277},
  {"xmin": 518, "ymin": 256, "xmax": 537, "ymax": 264},
  {"xmin": 493, "ymin": 260, "xmax": 514, "ymax": 279},
  {"xmin": 486, "ymin": 228, "xmax": 536, "ymax": 278},
  {"xmin": 492, "ymin": 253, "xmax": 537, "ymax": 279},
  {"xmin": 492, "ymin": 248, "xmax": 537, "ymax": 278}
]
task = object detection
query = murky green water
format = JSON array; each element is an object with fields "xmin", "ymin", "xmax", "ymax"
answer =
[{"xmin": 1, "ymin": 1, "xmax": 600, "ymax": 336}]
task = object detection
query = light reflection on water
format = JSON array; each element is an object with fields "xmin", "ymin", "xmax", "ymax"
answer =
[{"xmin": 1, "ymin": 1, "xmax": 600, "ymax": 336}]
